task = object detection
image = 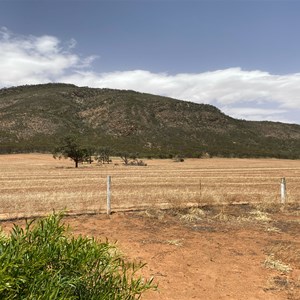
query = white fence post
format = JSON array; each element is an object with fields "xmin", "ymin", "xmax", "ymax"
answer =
[
  {"xmin": 107, "ymin": 175, "xmax": 111, "ymax": 215},
  {"xmin": 280, "ymin": 177, "xmax": 286, "ymax": 204}
]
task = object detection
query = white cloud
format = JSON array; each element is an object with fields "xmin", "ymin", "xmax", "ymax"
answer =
[
  {"xmin": 221, "ymin": 106, "xmax": 291, "ymax": 123},
  {"xmin": 0, "ymin": 27, "xmax": 10, "ymax": 40},
  {"xmin": 61, "ymin": 69, "xmax": 300, "ymax": 109},
  {"xmin": 0, "ymin": 27, "xmax": 94, "ymax": 86},
  {"xmin": 67, "ymin": 38, "xmax": 77, "ymax": 50},
  {"xmin": 60, "ymin": 69, "xmax": 300, "ymax": 123},
  {"xmin": 34, "ymin": 36, "xmax": 60, "ymax": 54},
  {"xmin": 0, "ymin": 29, "xmax": 299, "ymax": 124}
]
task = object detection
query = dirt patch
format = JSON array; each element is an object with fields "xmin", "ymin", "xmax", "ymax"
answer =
[{"xmin": 1, "ymin": 205, "xmax": 299, "ymax": 300}]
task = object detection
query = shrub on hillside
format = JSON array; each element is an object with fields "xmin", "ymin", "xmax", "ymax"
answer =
[{"xmin": 0, "ymin": 213, "xmax": 154, "ymax": 299}]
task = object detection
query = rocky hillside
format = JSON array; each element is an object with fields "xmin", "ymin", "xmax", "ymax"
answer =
[{"xmin": 0, "ymin": 83, "xmax": 300, "ymax": 158}]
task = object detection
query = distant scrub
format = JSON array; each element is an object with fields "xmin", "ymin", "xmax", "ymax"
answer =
[{"xmin": 0, "ymin": 213, "xmax": 154, "ymax": 299}]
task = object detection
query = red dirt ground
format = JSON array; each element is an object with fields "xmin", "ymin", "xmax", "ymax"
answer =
[{"xmin": 1, "ymin": 204, "xmax": 300, "ymax": 300}]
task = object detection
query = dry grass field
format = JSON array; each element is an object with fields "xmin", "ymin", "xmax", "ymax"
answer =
[
  {"xmin": 0, "ymin": 154, "xmax": 300, "ymax": 219},
  {"xmin": 1, "ymin": 154, "xmax": 300, "ymax": 299}
]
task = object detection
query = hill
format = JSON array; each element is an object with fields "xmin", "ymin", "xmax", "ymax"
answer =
[{"xmin": 0, "ymin": 83, "xmax": 300, "ymax": 158}]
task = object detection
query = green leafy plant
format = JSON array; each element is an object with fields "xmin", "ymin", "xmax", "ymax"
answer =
[{"xmin": 0, "ymin": 213, "xmax": 155, "ymax": 299}]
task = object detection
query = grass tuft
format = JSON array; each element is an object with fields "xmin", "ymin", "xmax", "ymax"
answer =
[
  {"xmin": 166, "ymin": 239, "xmax": 183, "ymax": 247},
  {"xmin": 264, "ymin": 254, "xmax": 292, "ymax": 273},
  {"xmin": 250, "ymin": 210, "xmax": 272, "ymax": 222},
  {"xmin": 179, "ymin": 207, "xmax": 206, "ymax": 222}
]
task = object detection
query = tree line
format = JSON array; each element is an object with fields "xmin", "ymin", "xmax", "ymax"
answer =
[
  {"xmin": 53, "ymin": 136, "xmax": 147, "ymax": 168},
  {"xmin": 51, "ymin": 135, "xmax": 300, "ymax": 167}
]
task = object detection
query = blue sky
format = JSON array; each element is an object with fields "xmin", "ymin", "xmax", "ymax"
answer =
[{"xmin": 0, "ymin": 0, "xmax": 300, "ymax": 124}]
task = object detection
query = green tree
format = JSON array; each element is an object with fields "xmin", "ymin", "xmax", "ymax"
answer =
[
  {"xmin": 84, "ymin": 147, "xmax": 95, "ymax": 164},
  {"xmin": 53, "ymin": 136, "xmax": 89, "ymax": 168},
  {"xmin": 117, "ymin": 151, "xmax": 130, "ymax": 165},
  {"xmin": 117, "ymin": 152, "xmax": 138, "ymax": 165},
  {"xmin": 95, "ymin": 146, "xmax": 112, "ymax": 164}
]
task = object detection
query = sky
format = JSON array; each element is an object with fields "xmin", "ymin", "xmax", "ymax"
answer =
[{"xmin": 0, "ymin": 0, "xmax": 300, "ymax": 124}]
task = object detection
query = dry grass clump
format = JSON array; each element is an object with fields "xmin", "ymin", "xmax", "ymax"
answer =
[
  {"xmin": 265, "ymin": 225, "xmax": 281, "ymax": 233},
  {"xmin": 166, "ymin": 239, "xmax": 184, "ymax": 247},
  {"xmin": 254, "ymin": 202, "xmax": 284, "ymax": 214},
  {"xmin": 144, "ymin": 209, "xmax": 166, "ymax": 220},
  {"xmin": 263, "ymin": 241, "xmax": 300, "ymax": 296},
  {"xmin": 266, "ymin": 276, "xmax": 290, "ymax": 291},
  {"xmin": 264, "ymin": 254, "xmax": 292, "ymax": 273},
  {"xmin": 179, "ymin": 207, "xmax": 206, "ymax": 222},
  {"xmin": 212, "ymin": 205, "xmax": 237, "ymax": 221},
  {"xmin": 266, "ymin": 242, "xmax": 300, "ymax": 266},
  {"xmin": 249, "ymin": 210, "xmax": 272, "ymax": 222}
]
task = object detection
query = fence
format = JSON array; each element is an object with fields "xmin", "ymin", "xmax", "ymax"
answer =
[{"xmin": 0, "ymin": 155, "xmax": 300, "ymax": 220}]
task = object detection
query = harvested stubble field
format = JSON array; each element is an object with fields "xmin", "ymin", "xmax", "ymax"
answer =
[
  {"xmin": 0, "ymin": 154, "xmax": 299, "ymax": 219},
  {"xmin": 1, "ymin": 154, "xmax": 300, "ymax": 299}
]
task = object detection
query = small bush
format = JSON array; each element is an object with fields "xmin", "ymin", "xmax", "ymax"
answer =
[
  {"xmin": 173, "ymin": 155, "xmax": 185, "ymax": 162},
  {"xmin": 0, "ymin": 213, "xmax": 154, "ymax": 299},
  {"xmin": 128, "ymin": 159, "xmax": 147, "ymax": 166}
]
